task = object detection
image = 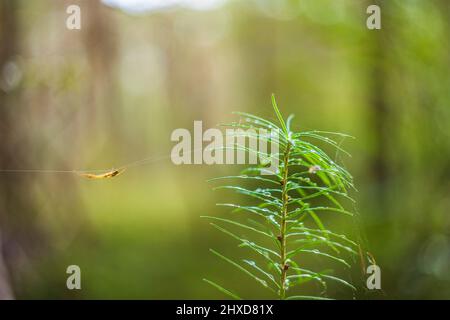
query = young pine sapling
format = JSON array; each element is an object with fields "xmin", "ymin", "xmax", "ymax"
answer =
[{"xmin": 203, "ymin": 96, "xmax": 359, "ymax": 300}]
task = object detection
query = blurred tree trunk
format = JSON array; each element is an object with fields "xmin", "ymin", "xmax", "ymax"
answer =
[
  {"xmin": 0, "ymin": 232, "xmax": 13, "ymax": 299},
  {"xmin": 367, "ymin": 0, "xmax": 390, "ymax": 214},
  {"xmin": 158, "ymin": 14, "xmax": 216, "ymax": 123},
  {"xmin": 0, "ymin": 0, "xmax": 20, "ymax": 300},
  {"xmin": 83, "ymin": 1, "xmax": 123, "ymax": 144},
  {"xmin": 0, "ymin": 0, "xmax": 51, "ymax": 299},
  {"xmin": 236, "ymin": 12, "xmax": 278, "ymax": 111}
]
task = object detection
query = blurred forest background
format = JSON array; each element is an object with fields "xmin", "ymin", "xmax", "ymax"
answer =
[{"xmin": 0, "ymin": 0, "xmax": 449, "ymax": 299}]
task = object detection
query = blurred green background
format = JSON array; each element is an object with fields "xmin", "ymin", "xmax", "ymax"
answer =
[{"xmin": 0, "ymin": 0, "xmax": 449, "ymax": 299}]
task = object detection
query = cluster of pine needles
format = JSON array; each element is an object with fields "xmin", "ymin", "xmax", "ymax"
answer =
[{"xmin": 203, "ymin": 95, "xmax": 362, "ymax": 300}]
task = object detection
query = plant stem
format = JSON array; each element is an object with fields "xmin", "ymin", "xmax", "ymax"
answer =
[{"xmin": 279, "ymin": 143, "xmax": 291, "ymax": 299}]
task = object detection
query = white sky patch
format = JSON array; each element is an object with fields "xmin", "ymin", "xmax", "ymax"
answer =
[{"xmin": 102, "ymin": 0, "xmax": 227, "ymax": 13}]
